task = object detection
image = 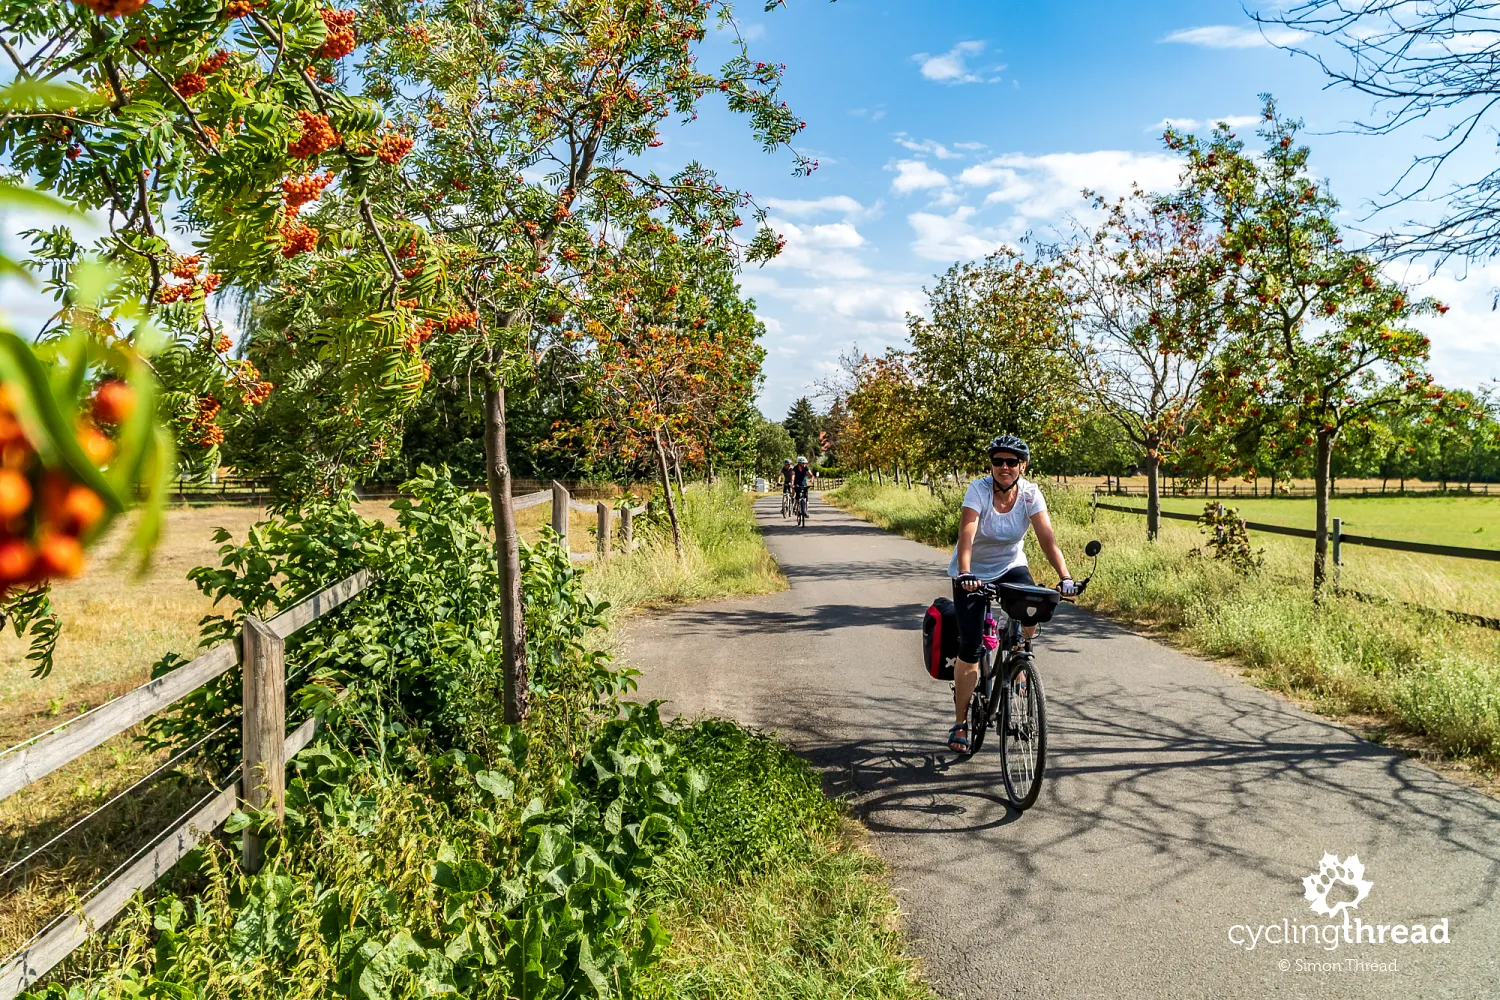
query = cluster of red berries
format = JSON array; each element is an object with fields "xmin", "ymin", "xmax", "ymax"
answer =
[
  {"xmin": 199, "ymin": 49, "xmax": 231, "ymax": 74},
  {"xmin": 287, "ymin": 110, "xmax": 339, "ymax": 159},
  {"xmin": 242, "ymin": 380, "xmax": 273, "ymax": 405},
  {"xmin": 175, "ymin": 72, "xmax": 207, "ymax": 97},
  {"xmin": 442, "ymin": 310, "xmax": 477, "ymax": 333},
  {"xmin": 401, "ymin": 264, "xmax": 423, "ymax": 279},
  {"xmin": 279, "ymin": 220, "xmax": 319, "ymax": 257},
  {"xmin": 373, "ymin": 133, "xmax": 414, "ymax": 165},
  {"xmin": 190, "ymin": 396, "xmax": 224, "ymax": 447},
  {"xmin": 405, "ymin": 24, "xmax": 431, "ymax": 43},
  {"xmin": 224, "ymin": 0, "xmax": 257, "ymax": 17},
  {"xmin": 73, "ymin": 0, "xmax": 148, "ymax": 18},
  {"xmin": 0, "ymin": 382, "xmax": 135, "ymax": 586},
  {"xmin": 394, "ymin": 235, "xmax": 421, "ymax": 259},
  {"xmin": 157, "ymin": 257, "xmax": 223, "ymax": 303},
  {"xmin": 281, "ymin": 172, "xmax": 333, "ymax": 213},
  {"xmin": 316, "ymin": 9, "xmax": 357, "ymax": 60}
]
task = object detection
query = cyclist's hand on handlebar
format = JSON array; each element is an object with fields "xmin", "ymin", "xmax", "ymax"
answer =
[
  {"xmin": 957, "ymin": 573, "xmax": 981, "ymax": 592},
  {"xmin": 1059, "ymin": 578, "xmax": 1079, "ymax": 597}
]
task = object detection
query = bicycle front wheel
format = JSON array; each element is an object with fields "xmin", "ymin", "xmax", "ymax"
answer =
[{"xmin": 1000, "ymin": 658, "xmax": 1047, "ymax": 810}]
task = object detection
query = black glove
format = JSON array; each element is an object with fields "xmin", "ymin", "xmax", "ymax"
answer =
[{"xmin": 957, "ymin": 573, "xmax": 981, "ymax": 592}]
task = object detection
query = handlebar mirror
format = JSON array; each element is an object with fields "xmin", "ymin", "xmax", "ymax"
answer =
[{"xmin": 1084, "ymin": 540, "xmax": 1103, "ymax": 557}]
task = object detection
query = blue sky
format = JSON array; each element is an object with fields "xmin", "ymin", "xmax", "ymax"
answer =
[{"xmin": 656, "ymin": 0, "xmax": 1500, "ymax": 419}]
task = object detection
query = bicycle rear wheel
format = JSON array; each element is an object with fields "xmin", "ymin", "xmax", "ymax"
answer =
[
  {"xmin": 1000, "ymin": 657, "xmax": 1047, "ymax": 810},
  {"xmin": 781, "ymin": 494, "xmax": 791, "ymax": 519}
]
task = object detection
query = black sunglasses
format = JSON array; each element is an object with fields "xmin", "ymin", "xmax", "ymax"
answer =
[{"xmin": 990, "ymin": 456, "xmax": 1022, "ymax": 468}]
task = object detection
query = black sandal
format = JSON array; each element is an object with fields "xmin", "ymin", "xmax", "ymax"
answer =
[{"xmin": 947, "ymin": 723, "xmax": 971, "ymax": 754}]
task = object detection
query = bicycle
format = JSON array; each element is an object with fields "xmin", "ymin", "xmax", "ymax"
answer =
[
  {"xmin": 780, "ymin": 488, "xmax": 793, "ymax": 520},
  {"xmin": 794, "ymin": 485, "xmax": 809, "ymax": 527},
  {"xmin": 960, "ymin": 540, "xmax": 1102, "ymax": 811}
]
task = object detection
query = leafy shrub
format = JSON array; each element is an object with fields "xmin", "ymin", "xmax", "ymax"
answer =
[{"xmin": 1192, "ymin": 502, "xmax": 1263, "ymax": 572}]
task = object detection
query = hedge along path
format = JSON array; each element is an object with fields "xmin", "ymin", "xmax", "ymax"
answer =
[{"xmin": 0, "ymin": 569, "xmax": 373, "ymax": 999}]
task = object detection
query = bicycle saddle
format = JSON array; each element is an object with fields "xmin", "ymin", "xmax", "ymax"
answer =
[{"xmin": 995, "ymin": 583, "xmax": 1061, "ymax": 625}]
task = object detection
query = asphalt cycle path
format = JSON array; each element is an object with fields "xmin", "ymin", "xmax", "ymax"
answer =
[{"xmin": 623, "ymin": 493, "xmax": 1500, "ymax": 1000}]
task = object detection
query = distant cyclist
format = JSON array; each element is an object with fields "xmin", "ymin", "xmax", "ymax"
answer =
[
  {"xmin": 947, "ymin": 435, "xmax": 1075, "ymax": 754},
  {"xmin": 791, "ymin": 456, "xmax": 815, "ymax": 514},
  {"xmin": 780, "ymin": 458, "xmax": 795, "ymax": 497}
]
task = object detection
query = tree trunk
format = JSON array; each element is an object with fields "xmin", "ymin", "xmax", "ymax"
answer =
[
  {"xmin": 1144, "ymin": 448, "xmax": 1161, "ymax": 541},
  {"xmin": 653, "ymin": 428, "xmax": 684, "ymax": 561},
  {"xmin": 1312, "ymin": 429, "xmax": 1334, "ymax": 600},
  {"xmin": 482, "ymin": 377, "xmax": 527, "ymax": 724}
]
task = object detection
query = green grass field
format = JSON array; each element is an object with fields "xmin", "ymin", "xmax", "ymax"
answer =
[{"xmin": 1121, "ymin": 494, "xmax": 1500, "ymax": 551}]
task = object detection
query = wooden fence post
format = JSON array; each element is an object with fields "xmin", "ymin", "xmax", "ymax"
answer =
[
  {"xmin": 551, "ymin": 481, "xmax": 569, "ymax": 547},
  {"xmin": 621, "ymin": 506, "xmax": 634, "ymax": 553},
  {"xmin": 1332, "ymin": 517, "xmax": 1342, "ymax": 581},
  {"xmin": 240, "ymin": 615, "xmax": 285, "ymax": 873},
  {"xmin": 597, "ymin": 502, "xmax": 612, "ymax": 559}
]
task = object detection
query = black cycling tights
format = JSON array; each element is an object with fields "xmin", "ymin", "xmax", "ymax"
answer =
[{"xmin": 951, "ymin": 565, "xmax": 1036, "ymax": 662}]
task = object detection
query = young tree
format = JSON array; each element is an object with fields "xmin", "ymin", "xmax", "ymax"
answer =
[
  {"xmin": 908, "ymin": 249, "xmax": 1081, "ymax": 477},
  {"xmin": 1065, "ymin": 187, "xmax": 1224, "ymax": 537},
  {"xmin": 841, "ymin": 350, "xmax": 924, "ymax": 483},
  {"xmin": 753, "ymin": 415, "xmax": 795, "ymax": 478},
  {"xmin": 1177, "ymin": 99, "xmax": 1445, "ymax": 592},
  {"xmin": 558, "ymin": 211, "xmax": 766, "ymax": 559}
]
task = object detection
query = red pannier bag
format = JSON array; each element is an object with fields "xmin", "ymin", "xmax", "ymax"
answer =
[{"xmin": 922, "ymin": 597, "xmax": 958, "ymax": 680}]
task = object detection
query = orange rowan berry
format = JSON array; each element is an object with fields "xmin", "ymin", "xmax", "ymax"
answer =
[
  {"xmin": 91, "ymin": 380, "xmax": 136, "ymax": 424},
  {"xmin": 0, "ymin": 470, "xmax": 30, "ymax": 519},
  {"xmin": 0, "ymin": 540, "xmax": 35, "ymax": 586},
  {"xmin": 77, "ymin": 426, "xmax": 114, "ymax": 465},
  {"xmin": 287, "ymin": 111, "xmax": 339, "ymax": 159},
  {"xmin": 37, "ymin": 533, "xmax": 84, "ymax": 578},
  {"xmin": 59, "ymin": 485, "xmax": 106, "ymax": 533}
]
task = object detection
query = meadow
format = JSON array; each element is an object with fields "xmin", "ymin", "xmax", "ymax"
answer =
[{"xmin": 829, "ymin": 478, "xmax": 1500, "ymax": 774}]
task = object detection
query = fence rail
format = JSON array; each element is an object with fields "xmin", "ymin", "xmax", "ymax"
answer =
[
  {"xmin": 0, "ymin": 569, "xmax": 376, "ymax": 998},
  {"xmin": 1098, "ymin": 482, "xmax": 1495, "ymax": 500}
]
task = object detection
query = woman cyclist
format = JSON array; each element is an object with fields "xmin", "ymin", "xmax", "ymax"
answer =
[{"xmin": 947, "ymin": 435, "xmax": 1077, "ymax": 754}]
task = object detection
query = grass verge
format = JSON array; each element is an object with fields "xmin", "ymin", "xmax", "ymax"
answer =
[{"xmin": 829, "ymin": 477, "xmax": 1500, "ymax": 774}]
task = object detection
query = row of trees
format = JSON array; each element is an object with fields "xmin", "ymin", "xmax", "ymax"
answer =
[
  {"xmin": 1, "ymin": 0, "xmax": 802, "ymax": 718},
  {"xmin": 832, "ymin": 99, "xmax": 1485, "ymax": 592}
]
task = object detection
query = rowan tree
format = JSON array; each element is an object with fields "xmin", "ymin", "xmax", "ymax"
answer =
[
  {"xmin": 1176, "ymin": 99, "xmax": 1445, "ymax": 592},
  {"xmin": 557, "ymin": 211, "xmax": 765, "ymax": 560}
]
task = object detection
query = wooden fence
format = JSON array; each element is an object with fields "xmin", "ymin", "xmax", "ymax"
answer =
[
  {"xmin": 0, "ymin": 482, "xmax": 646, "ymax": 997},
  {"xmin": 0, "ymin": 570, "xmax": 373, "ymax": 998},
  {"xmin": 1091, "ymin": 499, "xmax": 1500, "ymax": 631}
]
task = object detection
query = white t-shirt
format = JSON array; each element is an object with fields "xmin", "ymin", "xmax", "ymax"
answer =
[{"xmin": 947, "ymin": 476, "xmax": 1047, "ymax": 579}]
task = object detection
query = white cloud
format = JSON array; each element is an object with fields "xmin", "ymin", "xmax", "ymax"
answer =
[
  {"xmin": 763, "ymin": 217, "xmax": 870, "ymax": 280},
  {"xmin": 913, "ymin": 40, "xmax": 997, "ymax": 84},
  {"xmin": 762, "ymin": 195, "xmax": 869, "ymax": 218},
  {"xmin": 1161, "ymin": 25, "xmax": 1307, "ymax": 48},
  {"xmin": 1145, "ymin": 114, "xmax": 1260, "ymax": 134},
  {"xmin": 1400, "ymin": 262, "xmax": 1500, "ymax": 392},
  {"xmin": 890, "ymin": 159, "xmax": 951, "ymax": 194},
  {"xmin": 908, "ymin": 207, "xmax": 1008, "ymax": 262},
  {"xmin": 960, "ymin": 150, "xmax": 1183, "ymax": 221},
  {"xmin": 894, "ymin": 134, "xmax": 964, "ymax": 160}
]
